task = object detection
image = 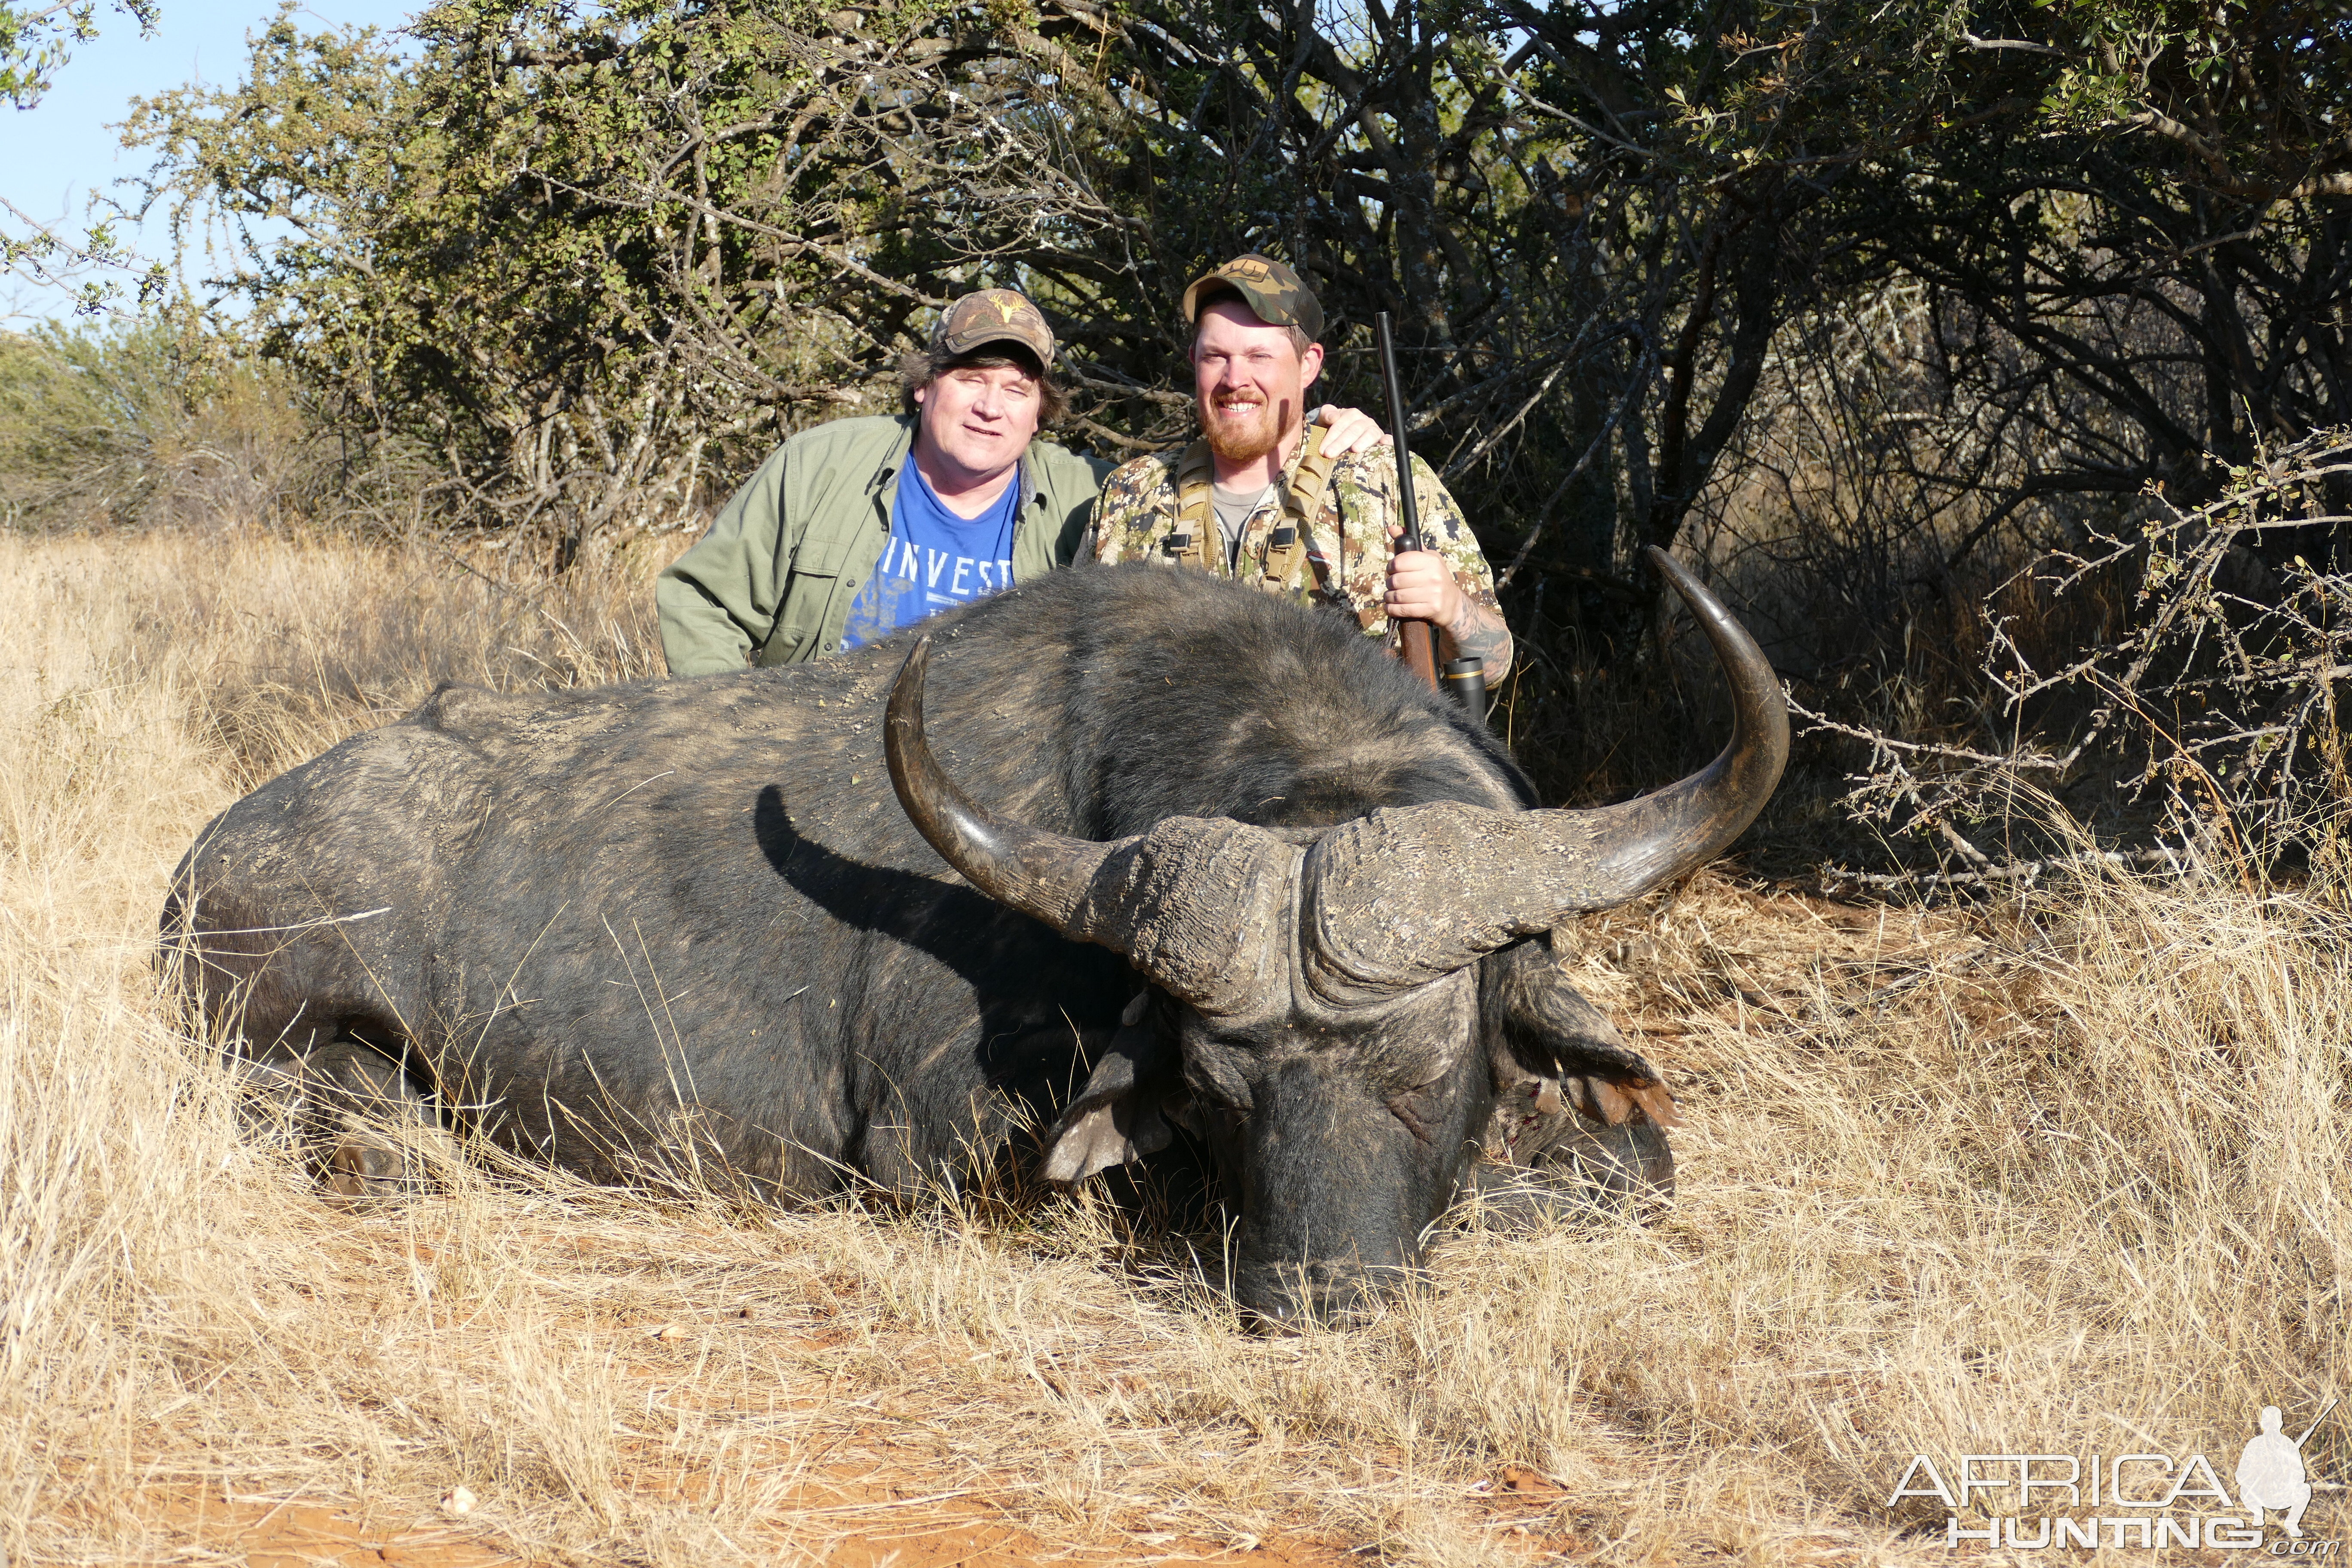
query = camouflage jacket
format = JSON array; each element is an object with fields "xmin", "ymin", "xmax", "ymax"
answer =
[{"xmin": 1088, "ymin": 437, "xmax": 1501, "ymax": 647}]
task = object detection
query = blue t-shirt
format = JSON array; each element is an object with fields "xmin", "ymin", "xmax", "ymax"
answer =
[{"xmin": 839, "ymin": 462, "xmax": 1021, "ymax": 649}]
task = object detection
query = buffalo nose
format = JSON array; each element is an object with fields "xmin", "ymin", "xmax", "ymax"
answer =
[{"xmin": 1232, "ymin": 1261, "xmax": 1407, "ymax": 1333}]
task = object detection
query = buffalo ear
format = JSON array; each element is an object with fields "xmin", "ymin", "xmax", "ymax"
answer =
[
  {"xmin": 1548, "ymin": 1073, "xmax": 1682, "ymax": 1130},
  {"xmin": 1041, "ymin": 997, "xmax": 1179, "ymax": 1183},
  {"xmin": 1485, "ymin": 935, "xmax": 1681, "ymax": 1131}
]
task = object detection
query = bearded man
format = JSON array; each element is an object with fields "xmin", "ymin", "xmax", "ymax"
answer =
[
  {"xmin": 659, "ymin": 287, "xmax": 1388, "ymax": 674},
  {"xmin": 1088, "ymin": 255, "xmax": 1513, "ymax": 682}
]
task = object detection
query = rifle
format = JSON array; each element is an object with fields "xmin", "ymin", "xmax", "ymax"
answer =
[
  {"xmin": 1373, "ymin": 312, "xmax": 1440, "ymax": 692},
  {"xmin": 1374, "ymin": 313, "xmax": 1488, "ymax": 717}
]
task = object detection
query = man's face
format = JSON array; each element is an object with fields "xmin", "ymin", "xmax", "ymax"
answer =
[
  {"xmin": 913, "ymin": 360, "xmax": 1044, "ymax": 484},
  {"xmin": 1191, "ymin": 300, "xmax": 1325, "ymax": 463}
]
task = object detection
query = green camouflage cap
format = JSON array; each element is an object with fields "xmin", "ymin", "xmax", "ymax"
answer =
[
  {"xmin": 932, "ymin": 288, "xmax": 1056, "ymax": 369},
  {"xmin": 1181, "ymin": 254, "xmax": 1325, "ymax": 343}
]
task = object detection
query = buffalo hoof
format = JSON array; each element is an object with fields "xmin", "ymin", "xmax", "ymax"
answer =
[
  {"xmin": 230, "ymin": 1041, "xmax": 435, "ymax": 1204},
  {"xmin": 325, "ymin": 1132, "xmax": 423, "ymax": 1205}
]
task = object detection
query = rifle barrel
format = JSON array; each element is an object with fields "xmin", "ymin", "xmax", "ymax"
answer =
[{"xmin": 1374, "ymin": 313, "xmax": 1424, "ymax": 553}]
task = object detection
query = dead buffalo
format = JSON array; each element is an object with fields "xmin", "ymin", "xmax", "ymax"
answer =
[{"xmin": 165, "ymin": 549, "xmax": 1785, "ymax": 1323}]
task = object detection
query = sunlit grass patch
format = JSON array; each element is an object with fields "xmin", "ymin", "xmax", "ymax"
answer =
[{"xmin": 0, "ymin": 530, "xmax": 2343, "ymax": 1565}]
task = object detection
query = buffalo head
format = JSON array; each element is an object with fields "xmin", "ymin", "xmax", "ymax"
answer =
[{"xmin": 885, "ymin": 548, "xmax": 1786, "ymax": 1324}]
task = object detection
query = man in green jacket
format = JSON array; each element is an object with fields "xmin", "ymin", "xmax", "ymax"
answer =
[{"xmin": 657, "ymin": 288, "xmax": 1384, "ymax": 674}]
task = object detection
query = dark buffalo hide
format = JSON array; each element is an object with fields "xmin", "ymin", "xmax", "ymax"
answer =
[{"xmin": 167, "ymin": 558, "xmax": 1782, "ymax": 1322}]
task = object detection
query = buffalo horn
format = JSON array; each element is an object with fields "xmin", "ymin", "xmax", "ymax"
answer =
[
  {"xmin": 1300, "ymin": 548, "xmax": 1789, "ymax": 996},
  {"xmin": 1547, "ymin": 545, "xmax": 1791, "ymax": 905},
  {"xmin": 884, "ymin": 636, "xmax": 1118, "ymax": 932},
  {"xmin": 885, "ymin": 637, "xmax": 1294, "ymax": 1016}
]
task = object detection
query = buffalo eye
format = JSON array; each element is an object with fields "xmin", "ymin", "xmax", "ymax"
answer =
[
  {"xmin": 1387, "ymin": 1084, "xmax": 1442, "ymax": 1145},
  {"xmin": 1183, "ymin": 1044, "xmax": 1254, "ymax": 1114}
]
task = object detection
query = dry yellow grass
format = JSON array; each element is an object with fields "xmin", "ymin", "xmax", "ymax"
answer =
[{"xmin": 2, "ymin": 530, "xmax": 2346, "ymax": 1565}]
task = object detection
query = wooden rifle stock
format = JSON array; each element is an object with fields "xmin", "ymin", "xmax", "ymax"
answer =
[{"xmin": 1373, "ymin": 312, "xmax": 1440, "ymax": 690}]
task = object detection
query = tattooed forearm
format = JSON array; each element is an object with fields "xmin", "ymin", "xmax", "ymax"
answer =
[{"xmin": 1441, "ymin": 599, "xmax": 1513, "ymax": 680}]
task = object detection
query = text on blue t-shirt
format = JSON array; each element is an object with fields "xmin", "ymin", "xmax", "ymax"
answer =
[{"xmin": 839, "ymin": 462, "xmax": 1020, "ymax": 649}]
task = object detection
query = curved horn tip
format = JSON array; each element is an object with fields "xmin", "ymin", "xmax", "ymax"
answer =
[
  {"xmin": 881, "ymin": 626, "xmax": 1121, "ymax": 944},
  {"xmin": 1643, "ymin": 545, "xmax": 1708, "ymax": 606},
  {"xmin": 884, "ymin": 635, "xmax": 938, "ymax": 781},
  {"xmin": 885, "ymin": 633, "xmax": 954, "ymax": 828},
  {"xmin": 888, "ymin": 634, "xmax": 934, "ymax": 712},
  {"xmin": 1642, "ymin": 548, "xmax": 1774, "ymax": 688}
]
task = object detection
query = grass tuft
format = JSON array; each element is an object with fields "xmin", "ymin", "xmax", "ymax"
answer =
[{"xmin": 1, "ymin": 531, "xmax": 2344, "ymax": 1563}]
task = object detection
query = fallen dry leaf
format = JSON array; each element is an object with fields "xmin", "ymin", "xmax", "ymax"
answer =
[{"xmin": 1500, "ymin": 1464, "xmax": 1562, "ymax": 1496}]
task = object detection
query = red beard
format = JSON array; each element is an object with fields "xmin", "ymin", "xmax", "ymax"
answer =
[{"xmin": 1199, "ymin": 393, "xmax": 1291, "ymax": 463}]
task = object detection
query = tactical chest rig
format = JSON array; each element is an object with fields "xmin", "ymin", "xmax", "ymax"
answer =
[{"xmin": 1156, "ymin": 423, "xmax": 1339, "ymax": 600}]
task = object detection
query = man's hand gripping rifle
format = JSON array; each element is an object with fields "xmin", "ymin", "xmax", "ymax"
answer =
[{"xmin": 1375, "ymin": 312, "xmax": 1488, "ymax": 718}]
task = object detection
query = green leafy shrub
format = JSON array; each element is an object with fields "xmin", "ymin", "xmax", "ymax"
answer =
[{"xmin": 0, "ymin": 317, "xmax": 318, "ymax": 530}]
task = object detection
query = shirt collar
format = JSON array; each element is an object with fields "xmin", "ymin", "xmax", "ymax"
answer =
[{"xmin": 870, "ymin": 415, "xmax": 920, "ymax": 494}]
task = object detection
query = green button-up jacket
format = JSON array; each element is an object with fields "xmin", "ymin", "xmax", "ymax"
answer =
[{"xmin": 657, "ymin": 415, "xmax": 1109, "ymax": 675}]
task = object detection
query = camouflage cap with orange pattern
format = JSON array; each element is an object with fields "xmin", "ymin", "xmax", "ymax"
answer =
[
  {"xmin": 1180, "ymin": 254, "xmax": 1325, "ymax": 343},
  {"xmin": 931, "ymin": 288, "xmax": 1057, "ymax": 369}
]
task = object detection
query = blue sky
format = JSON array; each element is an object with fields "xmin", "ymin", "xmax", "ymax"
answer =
[{"xmin": 4, "ymin": 0, "xmax": 419, "ymax": 321}]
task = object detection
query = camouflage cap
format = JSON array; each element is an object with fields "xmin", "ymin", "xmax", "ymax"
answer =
[
  {"xmin": 1181, "ymin": 254, "xmax": 1325, "ymax": 343},
  {"xmin": 931, "ymin": 288, "xmax": 1056, "ymax": 369}
]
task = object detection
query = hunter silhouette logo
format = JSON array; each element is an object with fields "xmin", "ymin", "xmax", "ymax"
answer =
[
  {"xmin": 2241, "ymin": 1401, "xmax": 2335, "ymax": 1540},
  {"xmin": 1889, "ymin": 1398, "xmax": 2338, "ymax": 1551}
]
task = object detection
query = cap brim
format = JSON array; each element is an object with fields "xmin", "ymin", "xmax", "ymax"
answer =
[
  {"xmin": 1182, "ymin": 270, "xmax": 1320, "ymax": 341},
  {"xmin": 938, "ymin": 331, "xmax": 1054, "ymax": 368}
]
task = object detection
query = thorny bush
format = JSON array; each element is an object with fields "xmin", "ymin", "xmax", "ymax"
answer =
[{"xmin": 1806, "ymin": 429, "xmax": 2352, "ymax": 889}]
